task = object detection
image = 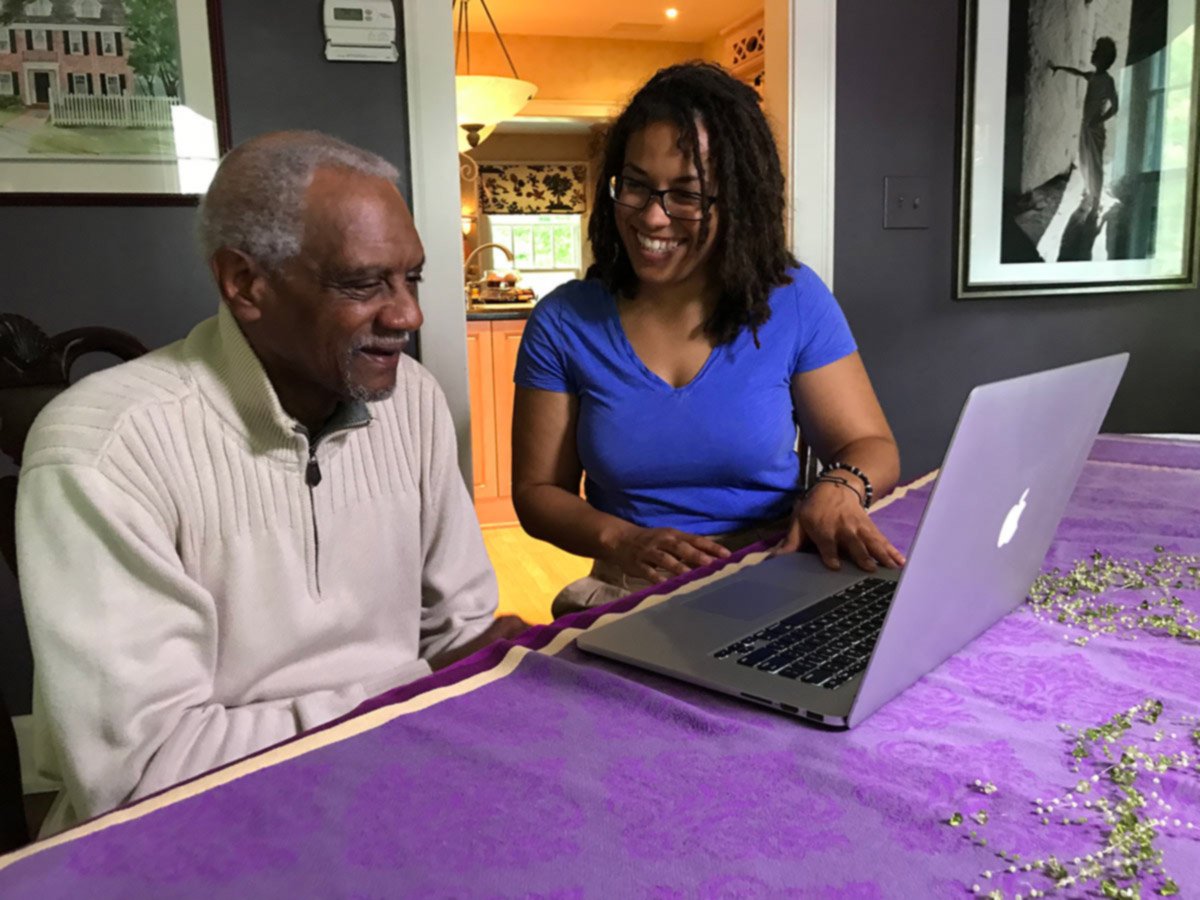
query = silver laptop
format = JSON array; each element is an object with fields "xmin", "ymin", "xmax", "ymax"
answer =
[{"xmin": 576, "ymin": 353, "xmax": 1129, "ymax": 728}]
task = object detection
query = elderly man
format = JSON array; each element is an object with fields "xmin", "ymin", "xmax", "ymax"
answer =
[{"xmin": 17, "ymin": 131, "xmax": 525, "ymax": 835}]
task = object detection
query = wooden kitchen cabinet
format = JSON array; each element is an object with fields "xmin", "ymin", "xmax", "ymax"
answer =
[
  {"xmin": 465, "ymin": 322, "xmax": 497, "ymax": 503},
  {"xmin": 466, "ymin": 318, "xmax": 527, "ymax": 527}
]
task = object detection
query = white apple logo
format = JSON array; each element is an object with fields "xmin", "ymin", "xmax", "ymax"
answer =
[{"xmin": 997, "ymin": 488, "xmax": 1030, "ymax": 548}]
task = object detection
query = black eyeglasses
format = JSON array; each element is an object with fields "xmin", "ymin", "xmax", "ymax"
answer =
[{"xmin": 608, "ymin": 175, "xmax": 716, "ymax": 221}]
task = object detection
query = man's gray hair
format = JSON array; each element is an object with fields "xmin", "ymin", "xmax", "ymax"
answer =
[{"xmin": 197, "ymin": 130, "xmax": 400, "ymax": 269}]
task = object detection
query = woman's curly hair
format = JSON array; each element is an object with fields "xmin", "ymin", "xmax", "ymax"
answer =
[{"xmin": 587, "ymin": 61, "xmax": 797, "ymax": 346}]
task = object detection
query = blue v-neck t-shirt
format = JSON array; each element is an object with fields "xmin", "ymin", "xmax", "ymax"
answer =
[{"xmin": 513, "ymin": 266, "xmax": 857, "ymax": 535}]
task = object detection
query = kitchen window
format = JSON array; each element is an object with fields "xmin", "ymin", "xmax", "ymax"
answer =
[{"xmin": 486, "ymin": 213, "xmax": 583, "ymax": 298}]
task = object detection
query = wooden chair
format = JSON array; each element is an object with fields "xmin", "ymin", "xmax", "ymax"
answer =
[
  {"xmin": 0, "ymin": 313, "xmax": 147, "ymax": 849},
  {"xmin": 0, "ymin": 693, "xmax": 25, "ymax": 853}
]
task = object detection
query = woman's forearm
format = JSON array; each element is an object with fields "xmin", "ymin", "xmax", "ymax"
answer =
[
  {"xmin": 513, "ymin": 484, "xmax": 638, "ymax": 561},
  {"xmin": 819, "ymin": 436, "xmax": 901, "ymax": 501}
]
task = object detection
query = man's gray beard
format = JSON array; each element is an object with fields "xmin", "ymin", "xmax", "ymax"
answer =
[
  {"xmin": 346, "ymin": 381, "xmax": 395, "ymax": 403},
  {"xmin": 339, "ymin": 338, "xmax": 406, "ymax": 404}
]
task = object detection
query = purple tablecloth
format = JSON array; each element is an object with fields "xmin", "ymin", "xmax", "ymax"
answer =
[{"xmin": 2, "ymin": 435, "xmax": 1197, "ymax": 898}]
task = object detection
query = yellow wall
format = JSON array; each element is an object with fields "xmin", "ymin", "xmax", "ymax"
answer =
[
  {"xmin": 701, "ymin": 32, "xmax": 726, "ymax": 67},
  {"xmin": 469, "ymin": 132, "xmax": 593, "ymax": 163},
  {"xmin": 456, "ymin": 34, "xmax": 706, "ymax": 106}
]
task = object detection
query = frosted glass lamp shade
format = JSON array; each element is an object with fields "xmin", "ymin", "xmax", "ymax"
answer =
[{"xmin": 455, "ymin": 75, "xmax": 537, "ymax": 151}]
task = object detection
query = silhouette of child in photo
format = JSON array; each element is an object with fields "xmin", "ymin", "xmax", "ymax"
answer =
[{"xmin": 1050, "ymin": 37, "xmax": 1120, "ymax": 214}]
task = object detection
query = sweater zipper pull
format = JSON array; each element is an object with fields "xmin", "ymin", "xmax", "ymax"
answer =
[{"xmin": 306, "ymin": 450, "xmax": 322, "ymax": 487}]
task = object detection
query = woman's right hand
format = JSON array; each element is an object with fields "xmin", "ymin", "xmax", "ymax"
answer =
[{"xmin": 604, "ymin": 525, "xmax": 732, "ymax": 583}]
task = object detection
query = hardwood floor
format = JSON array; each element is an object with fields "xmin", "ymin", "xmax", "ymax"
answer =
[{"xmin": 482, "ymin": 526, "xmax": 592, "ymax": 624}]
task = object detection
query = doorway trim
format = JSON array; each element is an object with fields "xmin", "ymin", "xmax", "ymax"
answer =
[
  {"xmin": 401, "ymin": 0, "xmax": 473, "ymax": 483},
  {"xmin": 768, "ymin": 0, "xmax": 837, "ymax": 288},
  {"xmin": 23, "ymin": 64, "xmax": 59, "ymax": 106}
]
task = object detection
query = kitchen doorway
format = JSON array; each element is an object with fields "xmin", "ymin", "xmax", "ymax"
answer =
[{"xmin": 402, "ymin": 3, "xmax": 836, "ymax": 494}]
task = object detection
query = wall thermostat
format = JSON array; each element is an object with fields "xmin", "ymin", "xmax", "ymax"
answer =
[{"xmin": 323, "ymin": 0, "xmax": 398, "ymax": 63}]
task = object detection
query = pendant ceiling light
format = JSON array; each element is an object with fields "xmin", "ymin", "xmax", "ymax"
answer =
[{"xmin": 453, "ymin": 0, "xmax": 537, "ymax": 153}]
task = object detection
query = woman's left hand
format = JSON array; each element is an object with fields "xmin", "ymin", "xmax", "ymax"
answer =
[{"xmin": 775, "ymin": 481, "xmax": 906, "ymax": 571}]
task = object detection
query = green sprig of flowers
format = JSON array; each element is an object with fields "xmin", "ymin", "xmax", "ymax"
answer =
[
  {"xmin": 1025, "ymin": 549, "xmax": 1200, "ymax": 647},
  {"xmin": 945, "ymin": 700, "xmax": 1200, "ymax": 899}
]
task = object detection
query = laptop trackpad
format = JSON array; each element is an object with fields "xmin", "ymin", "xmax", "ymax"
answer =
[{"xmin": 683, "ymin": 576, "xmax": 798, "ymax": 621}]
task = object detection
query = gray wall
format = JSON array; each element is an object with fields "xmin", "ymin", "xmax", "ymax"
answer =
[
  {"xmin": 835, "ymin": 0, "xmax": 1200, "ymax": 480},
  {"xmin": 0, "ymin": 1, "xmax": 410, "ymax": 715}
]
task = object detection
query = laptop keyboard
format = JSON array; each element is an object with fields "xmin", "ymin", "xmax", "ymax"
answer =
[{"xmin": 712, "ymin": 576, "xmax": 896, "ymax": 690}]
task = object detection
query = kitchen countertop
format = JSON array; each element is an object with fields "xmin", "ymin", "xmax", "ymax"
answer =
[{"xmin": 466, "ymin": 301, "xmax": 536, "ymax": 321}]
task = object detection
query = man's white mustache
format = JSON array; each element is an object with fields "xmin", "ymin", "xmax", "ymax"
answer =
[{"xmin": 355, "ymin": 333, "xmax": 410, "ymax": 352}]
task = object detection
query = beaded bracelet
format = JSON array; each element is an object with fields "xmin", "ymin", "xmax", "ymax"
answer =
[
  {"xmin": 823, "ymin": 462, "xmax": 873, "ymax": 508},
  {"xmin": 812, "ymin": 474, "xmax": 866, "ymax": 508}
]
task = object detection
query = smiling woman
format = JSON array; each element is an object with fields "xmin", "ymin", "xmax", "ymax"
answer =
[{"xmin": 509, "ymin": 62, "xmax": 902, "ymax": 619}]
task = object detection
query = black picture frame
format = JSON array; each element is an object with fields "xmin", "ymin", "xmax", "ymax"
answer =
[
  {"xmin": 0, "ymin": 0, "xmax": 230, "ymax": 206},
  {"xmin": 956, "ymin": 0, "xmax": 1200, "ymax": 297}
]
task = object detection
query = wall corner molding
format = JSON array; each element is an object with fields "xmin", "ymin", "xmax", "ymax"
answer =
[
  {"xmin": 783, "ymin": 0, "xmax": 836, "ymax": 289},
  {"xmin": 402, "ymin": 0, "xmax": 473, "ymax": 486}
]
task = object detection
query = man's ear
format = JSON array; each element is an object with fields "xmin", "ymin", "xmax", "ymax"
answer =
[{"xmin": 210, "ymin": 247, "xmax": 270, "ymax": 324}]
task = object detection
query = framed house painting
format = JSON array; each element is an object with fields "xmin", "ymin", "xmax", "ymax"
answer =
[
  {"xmin": 0, "ymin": 0, "xmax": 229, "ymax": 204},
  {"xmin": 957, "ymin": 0, "xmax": 1200, "ymax": 297}
]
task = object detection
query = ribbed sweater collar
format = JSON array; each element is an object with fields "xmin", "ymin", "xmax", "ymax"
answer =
[{"xmin": 188, "ymin": 305, "xmax": 314, "ymax": 456}]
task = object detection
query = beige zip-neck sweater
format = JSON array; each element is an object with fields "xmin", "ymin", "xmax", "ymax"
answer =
[{"xmin": 17, "ymin": 305, "xmax": 498, "ymax": 834}]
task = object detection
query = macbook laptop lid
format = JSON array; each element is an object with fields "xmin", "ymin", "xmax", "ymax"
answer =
[{"xmin": 576, "ymin": 353, "xmax": 1129, "ymax": 729}]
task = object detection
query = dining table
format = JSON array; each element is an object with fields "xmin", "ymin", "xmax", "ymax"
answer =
[{"xmin": 0, "ymin": 434, "xmax": 1197, "ymax": 899}]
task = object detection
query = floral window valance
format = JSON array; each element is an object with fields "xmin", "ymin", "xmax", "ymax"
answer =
[{"xmin": 479, "ymin": 163, "xmax": 589, "ymax": 215}]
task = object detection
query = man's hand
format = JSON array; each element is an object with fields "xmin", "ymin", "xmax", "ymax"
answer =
[
  {"xmin": 603, "ymin": 524, "xmax": 732, "ymax": 583},
  {"xmin": 775, "ymin": 481, "xmax": 905, "ymax": 572},
  {"xmin": 428, "ymin": 614, "xmax": 530, "ymax": 671}
]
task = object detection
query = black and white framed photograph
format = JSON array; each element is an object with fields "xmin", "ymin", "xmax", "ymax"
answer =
[
  {"xmin": 0, "ymin": 0, "xmax": 229, "ymax": 204},
  {"xmin": 957, "ymin": 0, "xmax": 1200, "ymax": 297}
]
